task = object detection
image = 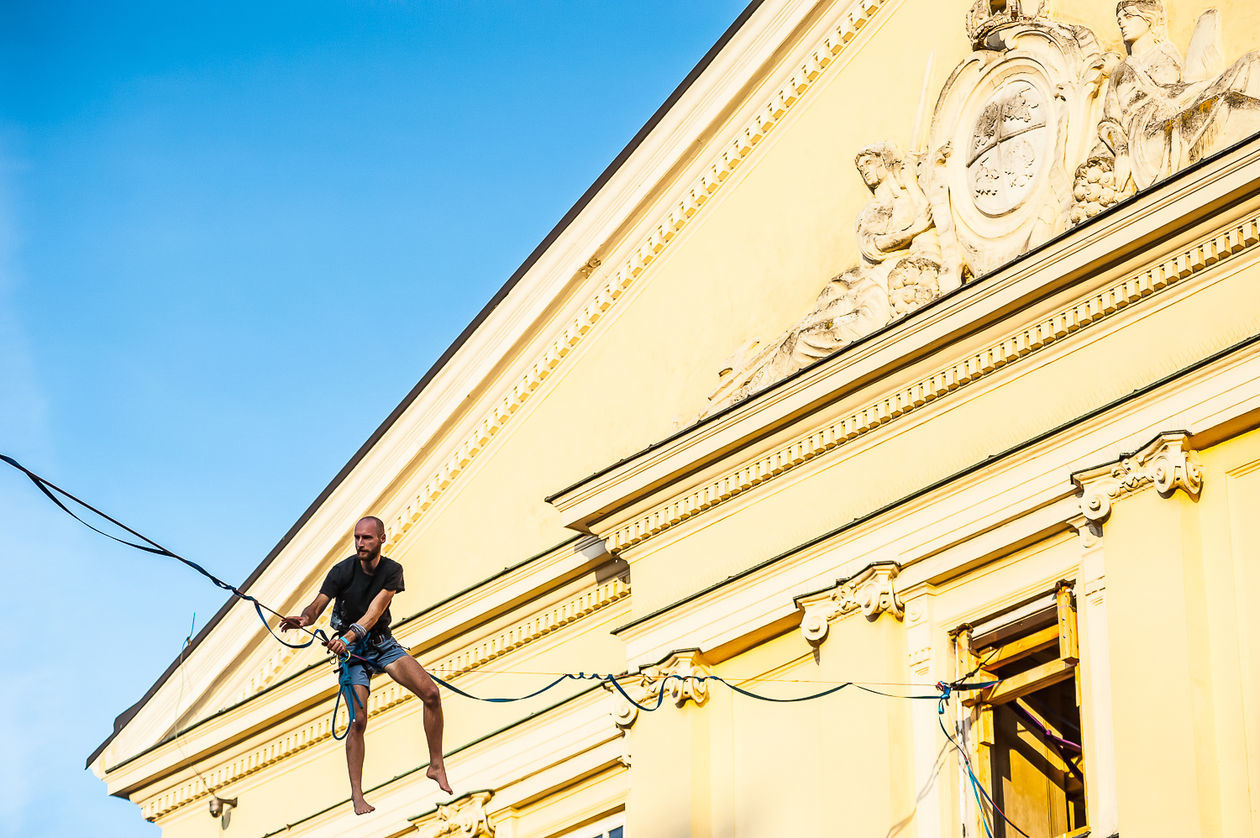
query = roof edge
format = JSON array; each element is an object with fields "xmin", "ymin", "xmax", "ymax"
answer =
[{"xmin": 87, "ymin": 0, "xmax": 769, "ymax": 771}]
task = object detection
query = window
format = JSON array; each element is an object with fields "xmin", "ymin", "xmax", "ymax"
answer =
[{"xmin": 955, "ymin": 583, "xmax": 1087, "ymax": 838}]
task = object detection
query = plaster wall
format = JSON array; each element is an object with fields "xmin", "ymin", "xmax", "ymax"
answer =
[
  {"xmin": 619, "ymin": 249, "xmax": 1260, "ymax": 617},
  {"xmin": 102, "ymin": 2, "xmax": 1260, "ymax": 836}
]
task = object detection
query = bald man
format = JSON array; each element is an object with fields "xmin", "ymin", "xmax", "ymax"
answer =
[{"xmin": 281, "ymin": 516, "xmax": 451, "ymax": 813}]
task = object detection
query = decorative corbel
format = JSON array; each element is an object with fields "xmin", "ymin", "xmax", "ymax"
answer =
[
  {"xmin": 604, "ymin": 650, "xmax": 712, "ymax": 732},
  {"xmin": 795, "ymin": 561, "xmax": 903, "ymax": 645},
  {"xmin": 412, "ymin": 790, "xmax": 494, "ymax": 838},
  {"xmin": 1070, "ymin": 432, "xmax": 1203, "ymax": 538}
]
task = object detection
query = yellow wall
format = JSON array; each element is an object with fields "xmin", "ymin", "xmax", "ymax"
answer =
[{"xmin": 103, "ymin": 3, "xmax": 1260, "ymax": 836}]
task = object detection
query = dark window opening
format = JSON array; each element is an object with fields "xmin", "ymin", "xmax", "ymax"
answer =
[{"xmin": 957, "ymin": 583, "xmax": 1088, "ymax": 838}]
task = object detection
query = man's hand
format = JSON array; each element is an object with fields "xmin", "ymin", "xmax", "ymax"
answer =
[
  {"xmin": 325, "ymin": 635, "xmax": 349, "ymax": 657},
  {"xmin": 279, "ymin": 615, "xmax": 308, "ymax": 632}
]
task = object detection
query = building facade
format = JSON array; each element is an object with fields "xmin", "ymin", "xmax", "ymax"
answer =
[{"xmin": 91, "ymin": 1, "xmax": 1260, "ymax": 836}]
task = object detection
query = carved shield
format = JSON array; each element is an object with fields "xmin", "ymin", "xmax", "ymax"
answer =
[{"xmin": 928, "ymin": 17, "xmax": 1106, "ymax": 277}]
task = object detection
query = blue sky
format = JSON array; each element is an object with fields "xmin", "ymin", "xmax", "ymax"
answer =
[{"xmin": 0, "ymin": 2, "xmax": 745, "ymax": 834}]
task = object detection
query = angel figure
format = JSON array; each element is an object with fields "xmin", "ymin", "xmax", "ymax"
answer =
[{"xmin": 1098, "ymin": 0, "xmax": 1260, "ymax": 191}]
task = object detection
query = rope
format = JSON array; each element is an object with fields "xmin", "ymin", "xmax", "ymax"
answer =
[
  {"xmin": 935, "ymin": 683, "xmax": 1030, "ymax": 838},
  {"xmin": 5, "ymin": 454, "xmax": 1022, "ymax": 814},
  {"xmin": 0, "ymin": 455, "xmax": 378, "ymax": 728}
]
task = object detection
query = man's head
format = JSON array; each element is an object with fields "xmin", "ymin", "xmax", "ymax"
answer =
[{"xmin": 354, "ymin": 516, "xmax": 386, "ymax": 562}]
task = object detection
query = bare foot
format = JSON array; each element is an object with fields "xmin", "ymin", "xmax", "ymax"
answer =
[
  {"xmin": 352, "ymin": 795, "xmax": 375, "ymax": 816},
  {"xmin": 427, "ymin": 762, "xmax": 453, "ymax": 794}
]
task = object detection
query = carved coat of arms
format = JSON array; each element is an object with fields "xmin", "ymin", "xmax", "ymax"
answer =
[{"xmin": 705, "ymin": 0, "xmax": 1260, "ymax": 416}]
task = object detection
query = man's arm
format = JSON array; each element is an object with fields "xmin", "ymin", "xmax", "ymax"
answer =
[
  {"xmin": 326, "ymin": 589, "xmax": 395, "ymax": 656},
  {"xmin": 280, "ymin": 593, "xmax": 331, "ymax": 632}
]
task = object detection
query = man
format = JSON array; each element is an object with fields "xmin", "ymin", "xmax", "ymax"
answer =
[{"xmin": 281, "ymin": 516, "xmax": 452, "ymax": 813}]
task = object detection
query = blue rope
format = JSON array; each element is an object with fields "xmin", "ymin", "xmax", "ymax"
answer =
[
  {"xmin": 936, "ymin": 684, "xmax": 1030, "ymax": 838},
  {"xmin": 2, "ymin": 446, "xmax": 1029, "ymax": 838}
]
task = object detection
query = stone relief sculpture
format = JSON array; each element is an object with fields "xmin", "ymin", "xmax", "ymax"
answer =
[
  {"xmin": 707, "ymin": 143, "xmax": 941, "ymax": 411},
  {"xmin": 929, "ymin": 2, "xmax": 1108, "ymax": 274},
  {"xmin": 414, "ymin": 791, "xmax": 495, "ymax": 838},
  {"xmin": 704, "ymin": 0, "xmax": 1260, "ymax": 416},
  {"xmin": 1073, "ymin": 1, "xmax": 1260, "ymax": 220}
]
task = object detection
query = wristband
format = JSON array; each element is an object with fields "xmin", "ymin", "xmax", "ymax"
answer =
[{"xmin": 350, "ymin": 623, "xmax": 368, "ymax": 642}]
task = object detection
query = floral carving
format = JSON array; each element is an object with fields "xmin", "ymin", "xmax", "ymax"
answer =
[
  {"xmin": 414, "ymin": 791, "xmax": 494, "ymax": 838},
  {"xmin": 1071, "ymin": 432, "xmax": 1203, "ymax": 528},
  {"xmin": 795, "ymin": 562, "xmax": 903, "ymax": 644},
  {"xmin": 605, "ymin": 651, "xmax": 712, "ymax": 730}
]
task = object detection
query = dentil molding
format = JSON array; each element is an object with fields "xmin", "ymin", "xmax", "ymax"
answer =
[
  {"xmin": 795, "ymin": 561, "xmax": 903, "ymax": 644},
  {"xmin": 382, "ymin": 0, "xmax": 892, "ymax": 547},
  {"xmin": 592, "ymin": 212, "xmax": 1257, "ymax": 554}
]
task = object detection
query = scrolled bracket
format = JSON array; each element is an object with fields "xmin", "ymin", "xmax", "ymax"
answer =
[
  {"xmin": 1071, "ymin": 431, "xmax": 1202, "ymax": 535},
  {"xmin": 794, "ymin": 561, "xmax": 903, "ymax": 645}
]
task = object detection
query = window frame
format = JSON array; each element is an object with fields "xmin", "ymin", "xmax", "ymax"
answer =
[{"xmin": 953, "ymin": 582, "xmax": 1087, "ymax": 838}]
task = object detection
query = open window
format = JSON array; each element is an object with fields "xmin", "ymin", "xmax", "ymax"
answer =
[{"xmin": 955, "ymin": 583, "xmax": 1087, "ymax": 838}]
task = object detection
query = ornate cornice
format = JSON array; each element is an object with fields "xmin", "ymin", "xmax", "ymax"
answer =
[
  {"xmin": 430, "ymin": 577, "xmax": 629, "ymax": 681},
  {"xmin": 605, "ymin": 650, "xmax": 712, "ymax": 730},
  {"xmin": 411, "ymin": 791, "xmax": 495, "ymax": 838},
  {"xmin": 134, "ymin": 579, "xmax": 628, "ymax": 823},
  {"xmin": 598, "ymin": 214, "xmax": 1257, "ymax": 553},
  {"xmin": 795, "ymin": 561, "xmax": 903, "ymax": 644},
  {"xmin": 1071, "ymin": 432, "xmax": 1204, "ymax": 531},
  {"xmin": 382, "ymin": 0, "xmax": 893, "ymax": 546}
]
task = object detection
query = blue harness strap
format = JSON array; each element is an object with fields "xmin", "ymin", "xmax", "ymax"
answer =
[{"xmin": 330, "ymin": 655, "xmax": 367, "ymax": 741}]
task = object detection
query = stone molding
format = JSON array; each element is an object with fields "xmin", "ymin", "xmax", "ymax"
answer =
[
  {"xmin": 601, "ymin": 213, "xmax": 1258, "ymax": 554},
  {"xmin": 381, "ymin": 0, "xmax": 892, "ymax": 548},
  {"xmin": 1071, "ymin": 431, "xmax": 1204, "ymax": 532},
  {"xmin": 795, "ymin": 561, "xmax": 903, "ymax": 644},
  {"xmin": 135, "ymin": 579, "xmax": 628, "ymax": 823},
  {"xmin": 430, "ymin": 577, "xmax": 629, "ymax": 681},
  {"xmin": 605, "ymin": 650, "xmax": 712, "ymax": 730},
  {"xmin": 412, "ymin": 791, "xmax": 495, "ymax": 838}
]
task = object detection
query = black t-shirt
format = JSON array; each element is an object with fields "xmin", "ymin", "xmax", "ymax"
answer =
[{"xmin": 319, "ymin": 556, "xmax": 405, "ymax": 640}]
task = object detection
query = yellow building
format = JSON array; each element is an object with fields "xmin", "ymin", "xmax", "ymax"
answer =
[{"xmin": 91, "ymin": 1, "xmax": 1260, "ymax": 835}]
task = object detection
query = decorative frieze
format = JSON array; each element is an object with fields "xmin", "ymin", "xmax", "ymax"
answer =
[
  {"xmin": 1071, "ymin": 1, "xmax": 1260, "ymax": 221},
  {"xmin": 412, "ymin": 791, "xmax": 495, "ymax": 838},
  {"xmin": 605, "ymin": 650, "xmax": 712, "ymax": 731},
  {"xmin": 707, "ymin": 1, "xmax": 1113, "ymax": 412},
  {"xmin": 603, "ymin": 214, "xmax": 1257, "ymax": 553},
  {"xmin": 429, "ymin": 577, "xmax": 629, "ymax": 681},
  {"xmin": 1071, "ymin": 431, "xmax": 1204, "ymax": 531},
  {"xmin": 795, "ymin": 562, "xmax": 903, "ymax": 644}
]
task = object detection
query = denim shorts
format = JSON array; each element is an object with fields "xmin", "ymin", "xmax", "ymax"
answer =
[{"xmin": 342, "ymin": 634, "xmax": 409, "ymax": 688}]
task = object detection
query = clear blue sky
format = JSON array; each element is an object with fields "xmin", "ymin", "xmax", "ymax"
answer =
[{"xmin": 0, "ymin": 2, "xmax": 745, "ymax": 834}]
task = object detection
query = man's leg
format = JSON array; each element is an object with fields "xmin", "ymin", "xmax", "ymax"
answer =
[
  {"xmin": 385, "ymin": 655, "xmax": 452, "ymax": 793},
  {"xmin": 345, "ymin": 684, "xmax": 375, "ymax": 815}
]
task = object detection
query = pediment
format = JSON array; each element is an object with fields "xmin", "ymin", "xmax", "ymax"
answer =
[
  {"xmin": 95, "ymin": 0, "xmax": 1260, "ymax": 785},
  {"xmin": 700, "ymin": 0, "xmax": 1260, "ymax": 418},
  {"xmin": 548, "ymin": 135, "xmax": 1260, "ymax": 551}
]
